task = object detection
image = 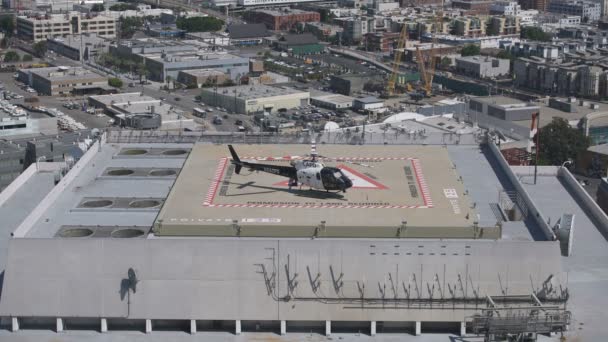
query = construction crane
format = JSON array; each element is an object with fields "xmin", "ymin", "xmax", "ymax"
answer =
[
  {"xmin": 385, "ymin": 23, "xmax": 409, "ymax": 97},
  {"xmin": 417, "ymin": 2, "xmax": 443, "ymax": 97}
]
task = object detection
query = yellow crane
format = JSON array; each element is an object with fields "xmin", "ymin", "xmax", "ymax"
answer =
[
  {"xmin": 386, "ymin": 23, "xmax": 409, "ymax": 97},
  {"xmin": 417, "ymin": 2, "xmax": 443, "ymax": 97}
]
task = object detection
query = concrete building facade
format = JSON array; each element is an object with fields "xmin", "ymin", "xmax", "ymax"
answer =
[
  {"xmin": 16, "ymin": 12, "xmax": 116, "ymax": 42},
  {"xmin": 455, "ymin": 56, "xmax": 511, "ymax": 78},
  {"xmin": 548, "ymin": 0, "xmax": 601, "ymax": 21}
]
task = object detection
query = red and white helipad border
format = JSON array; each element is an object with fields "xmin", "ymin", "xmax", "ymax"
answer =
[
  {"xmin": 203, "ymin": 157, "xmax": 228, "ymax": 206},
  {"xmin": 202, "ymin": 157, "xmax": 434, "ymax": 209}
]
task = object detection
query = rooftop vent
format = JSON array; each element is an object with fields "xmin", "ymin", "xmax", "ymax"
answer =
[
  {"xmin": 107, "ymin": 169, "xmax": 135, "ymax": 176},
  {"xmin": 111, "ymin": 228, "xmax": 145, "ymax": 238},
  {"xmin": 59, "ymin": 228, "xmax": 94, "ymax": 238}
]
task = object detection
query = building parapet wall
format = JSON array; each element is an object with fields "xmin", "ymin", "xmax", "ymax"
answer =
[
  {"xmin": 558, "ymin": 166, "xmax": 608, "ymax": 236},
  {"xmin": 11, "ymin": 133, "xmax": 105, "ymax": 238},
  {"xmin": 488, "ymin": 141, "xmax": 556, "ymax": 240}
]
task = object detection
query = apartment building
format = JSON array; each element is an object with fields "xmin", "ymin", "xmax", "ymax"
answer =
[
  {"xmin": 16, "ymin": 12, "xmax": 116, "ymax": 42},
  {"xmin": 548, "ymin": 0, "xmax": 601, "ymax": 22},
  {"xmin": 489, "ymin": 15, "xmax": 521, "ymax": 35},
  {"xmin": 453, "ymin": 17, "xmax": 486, "ymax": 37}
]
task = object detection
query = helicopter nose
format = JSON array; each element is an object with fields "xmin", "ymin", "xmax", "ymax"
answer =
[{"xmin": 343, "ymin": 177, "xmax": 353, "ymax": 189}]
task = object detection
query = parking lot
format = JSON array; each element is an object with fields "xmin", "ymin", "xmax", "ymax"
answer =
[{"xmin": 0, "ymin": 72, "xmax": 112, "ymax": 130}]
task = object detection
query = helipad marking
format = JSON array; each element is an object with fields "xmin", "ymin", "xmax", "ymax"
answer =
[
  {"xmin": 411, "ymin": 159, "xmax": 433, "ymax": 207},
  {"xmin": 202, "ymin": 157, "xmax": 434, "ymax": 209},
  {"xmin": 203, "ymin": 157, "xmax": 228, "ymax": 206},
  {"xmin": 272, "ymin": 164, "xmax": 389, "ymax": 189}
]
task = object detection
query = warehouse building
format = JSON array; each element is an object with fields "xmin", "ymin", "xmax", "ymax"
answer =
[
  {"xmin": 276, "ymin": 33, "xmax": 324, "ymax": 55},
  {"xmin": 353, "ymin": 96, "xmax": 385, "ymax": 111},
  {"xmin": 200, "ymin": 85, "xmax": 309, "ymax": 114},
  {"xmin": 143, "ymin": 51, "xmax": 249, "ymax": 82},
  {"xmin": 88, "ymin": 92, "xmax": 194, "ymax": 130},
  {"xmin": 17, "ymin": 66, "xmax": 109, "ymax": 96},
  {"xmin": 176, "ymin": 69, "xmax": 228, "ymax": 88},
  {"xmin": 311, "ymin": 94, "xmax": 354, "ymax": 109},
  {"xmin": 47, "ymin": 33, "xmax": 109, "ymax": 61}
]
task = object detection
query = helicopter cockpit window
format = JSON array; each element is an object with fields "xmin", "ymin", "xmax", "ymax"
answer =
[{"xmin": 334, "ymin": 171, "xmax": 343, "ymax": 178}]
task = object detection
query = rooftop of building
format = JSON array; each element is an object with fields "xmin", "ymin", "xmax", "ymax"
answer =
[
  {"xmin": 355, "ymin": 96, "xmax": 384, "ymax": 104},
  {"xmin": 17, "ymin": 11, "xmax": 115, "ymax": 22},
  {"xmin": 227, "ymin": 23, "xmax": 270, "ymax": 39},
  {"xmin": 456, "ymin": 55, "xmax": 509, "ymax": 63},
  {"xmin": 252, "ymin": 8, "xmax": 317, "ymax": 15},
  {"xmin": 311, "ymin": 94, "xmax": 354, "ymax": 104},
  {"xmin": 23, "ymin": 66, "xmax": 106, "ymax": 82},
  {"xmin": 178, "ymin": 68, "xmax": 227, "ymax": 77},
  {"xmin": 202, "ymin": 84, "xmax": 308, "ymax": 99},
  {"xmin": 48, "ymin": 33, "xmax": 108, "ymax": 48}
]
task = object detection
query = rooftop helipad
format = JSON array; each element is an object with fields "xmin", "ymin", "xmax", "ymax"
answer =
[{"xmin": 154, "ymin": 144, "xmax": 490, "ymax": 238}]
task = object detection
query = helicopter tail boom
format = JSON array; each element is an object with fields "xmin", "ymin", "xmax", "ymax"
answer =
[{"xmin": 228, "ymin": 145, "xmax": 242, "ymax": 174}]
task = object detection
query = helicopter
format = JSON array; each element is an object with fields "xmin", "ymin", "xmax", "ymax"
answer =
[{"xmin": 227, "ymin": 143, "xmax": 353, "ymax": 193}]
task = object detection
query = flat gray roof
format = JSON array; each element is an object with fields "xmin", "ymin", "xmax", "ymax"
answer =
[{"xmin": 203, "ymin": 85, "xmax": 309, "ymax": 100}]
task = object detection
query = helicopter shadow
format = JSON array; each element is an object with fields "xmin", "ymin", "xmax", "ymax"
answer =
[{"xmin": 223, "ymin": 180, "xmax": 348, "ymax": 201}]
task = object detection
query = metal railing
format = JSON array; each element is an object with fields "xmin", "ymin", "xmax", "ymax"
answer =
[{"xmin": 105, "ymin": 129, "xmax": 485, "ymax": 145}]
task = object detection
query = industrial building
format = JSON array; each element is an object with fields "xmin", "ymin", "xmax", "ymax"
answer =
[
  {"xmin": 227, "ymin": 24, "xmax": 271, "ymax": 46},
  {"xmin": 330, "ymin": 73, "xmax": 383, "ymax": 95},
  {"xmin": 310, "ymin": 94, "xmax": 354, "ymax": 110},
  {"xmin": 16, "ymin": 12, "xmax": 116, "ymax": 42},
  {"xmin": 143, "ymin": 51, "xmax": 249, "ymax": 82},
  {"xmin": 245, "ymin": 8, "xmax": 320, "ymax": 31},
  {"xmin": 176, "ymin": 69, "xmax": 228, "ymax": 88},
  {"xmin": 88, "ymin": 93, "xmax": 194, "ymax": 130},
  {"xmin": 109, "ymin": 39, "xmax": 250, "ymax": 82},
  {"xmin": 0, "ymin": 130, "xmax": 93, "ymax": 191},
  {"xmin": 0, "ymin": 129, "xmax": 594, "ymax": 339},
  {"xmin": 47, "ymin": 33, "xmax": 109, "ymax": 61},
  {"xmin": 199, "ymin": 85, "xmax": 309, "ymax": 114},
  {"xmin": 275, "ymin": 33, "xmax": 324, "ymax": 55},
  {"xmin": 455, "ymin": 56, "xmax": 511, "ymax": 79},
  {"xmin": 17, "ymin": 66, "xmax": 109, "ymax": 96},
  {"xmin": 353, "ymin": 96, "xmax": 385, "ymax": 111}
]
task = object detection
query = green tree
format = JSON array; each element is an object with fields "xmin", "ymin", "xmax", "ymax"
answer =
[
  {"xmin": 119, "ymin": 17, "xmax": 144, "ymax": 38},
  {"xmin": 4, "ymin": 50, "xmax": 19, "ymax": 62},
  {"xmin": 461, "ymin": 44, "xmax": 480, "ymax": 56},
  {"xmin": 175, "ymin": 16, "xmax": 224, "ymax": 32},
  {"xmin": 109, "ymin": 3, "xmax": 136, "ymax": 10},
  {"xmin": 0, "ymin": 15, "xmax": 14, "ymax": 37},
  {"xmin": 536, "ymin": 117, "xmax": 590, "ymax": 165},
  {"xmin": 440, "ymin": 56, "xmax": 451, "ymax": 67},
  {"xmin": 108, "ymin": 77, "xmax": 123, "ymax": 88},
  {"xmin": 496, "ymin": 49, "xmax": 514, "ymax": 60},
  {"xmin": 486, "ymin": 20, "xmax": 499, "ymax": 36},
  {"xmin": 22, "ymin": 54, "xmax": 33, "ymax": 61},
  {"xmin": 521, "ymin": 26, "xmax": 552, "ymax": 42},
  {"xmin": 32, "ymin": 41, "xmax": 47, "ymax": 57},
  {"xmin": 91, "ymin": 3, "xmax": 105, "ymax": 11}
]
